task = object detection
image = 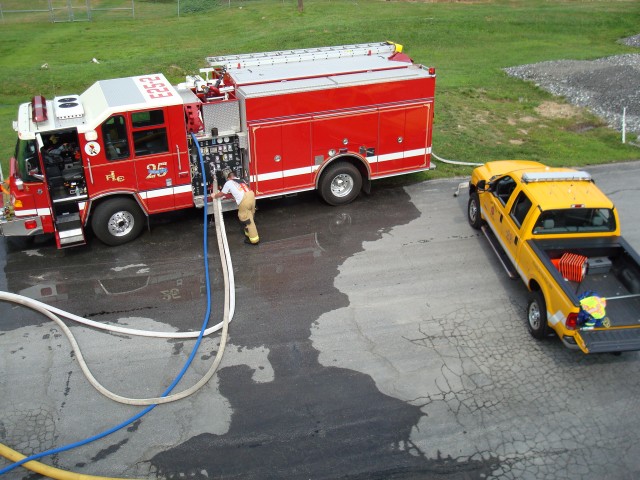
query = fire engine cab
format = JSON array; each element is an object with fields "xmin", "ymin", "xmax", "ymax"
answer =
[{"xmin": 1, "ymin": 42, "xmax": 436, "ymax": 248}]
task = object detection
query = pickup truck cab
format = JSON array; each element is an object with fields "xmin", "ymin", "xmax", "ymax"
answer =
[{"xmin": 468, "ymin": 160, "xmax": 640, "ymax": 354}]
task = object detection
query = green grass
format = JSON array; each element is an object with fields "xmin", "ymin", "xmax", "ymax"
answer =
[{"xmin": 1, "ymin": 0, "xmax": 639, "ymax": 180}]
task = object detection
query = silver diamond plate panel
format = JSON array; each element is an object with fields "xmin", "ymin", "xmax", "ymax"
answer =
[
  {"xmin": 237, "ymin": 132, "xmax": 248, "ymax": 149},
  {"xmin": 202, "ymin": 101, "xmax": 241, "ymax": 134}
]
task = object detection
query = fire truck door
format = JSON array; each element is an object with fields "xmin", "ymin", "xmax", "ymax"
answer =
[
  {"xmin": 283, "ymin": 120, "xmax": 312, "ymax": 191},
  {"xmin": 166, "ymin": 106, "xmax": 192, "ymax": 209},
  {"xmin": 92, "ymin": 114, "xmax": 138, "ymax": 198},
  {"xmin": 312, "ymin": 110, "xmax": 378, "ymax": 174},
  {"xmin": 250, "ymin": 120, "xmax": 313, "ymax": 195},
  {"xmin": 131, "ymin": 109, "xmax": 178, "ymax": 212},
  {"xmin": 377, "ymin": 104, "xmax": 431, "ymax": 174},
  {"xmin": 14, "ymin": 137, "xmax": 50, "ymax": 227},
  {"xmin": 250, "ymin": 123, "xmax": 284, "ymax": 195}
]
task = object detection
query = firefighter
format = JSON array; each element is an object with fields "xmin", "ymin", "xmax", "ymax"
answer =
[{"xmin": 214, "ymin": 168, "xmax": 259, "ymax": 246}]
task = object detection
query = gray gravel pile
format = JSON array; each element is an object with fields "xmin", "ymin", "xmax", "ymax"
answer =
[
  {"xmin": 621, "ymin": 34, "xmax": 640, "ymax": 48},
  {"xmin": 503, "ymin": 35, "xmax": 640, "ymax": 135}
]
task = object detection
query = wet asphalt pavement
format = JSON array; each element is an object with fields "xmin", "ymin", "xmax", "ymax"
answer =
[{"xmin": 1, "ymin": 161, "xmax": 640, "ymax": 479}]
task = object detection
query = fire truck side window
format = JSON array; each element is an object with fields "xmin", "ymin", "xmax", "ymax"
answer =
[
  {"xmin": 131, "ymin": 109, "xmax": 169, "ymax": 156},
  {"xmin": 132, "ymin": 110, "xmax": 164, "ymax": 128},
  {"xmin": 15, "ymin": 139, "xmax": 41, "ymax": 182},
  {"xmin": 102, "ymin": 115, "xmax": 130, "ymax": 161}
]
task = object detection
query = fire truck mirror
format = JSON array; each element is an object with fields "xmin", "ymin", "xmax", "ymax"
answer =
[{"xmin": 85, "ymin": 130, "xmax": 98, "ymax": 141}]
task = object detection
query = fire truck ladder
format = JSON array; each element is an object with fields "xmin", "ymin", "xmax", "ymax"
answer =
[{"xmin": 206, "ymin": 42, "xmax": 399, "ymax": 70}]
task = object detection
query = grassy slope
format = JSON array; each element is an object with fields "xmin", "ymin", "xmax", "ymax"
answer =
[{"xmin": 1, "ymin": 0, "xmax": 639, "ymax": 180}]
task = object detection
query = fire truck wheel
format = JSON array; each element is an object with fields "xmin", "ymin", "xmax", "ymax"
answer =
[
  {"xmin": 91, "ymin": 197, "xmax": 144, "ymax": 246},
  {"xmin": 467, "ymin": 192, "xmax": 484, "ymax": 229},
  {"xmin": 527, "ymin": 290, "xmax": 549, "ymax": 339},
  {"xmin": 319, "ymin": 162, "xmax": 362, "ymax": 206}
]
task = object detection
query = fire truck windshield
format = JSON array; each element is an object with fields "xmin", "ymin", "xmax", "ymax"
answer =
[{"xmin": 15, "ymin": 139, "xmax": 42, "ymax": 182}]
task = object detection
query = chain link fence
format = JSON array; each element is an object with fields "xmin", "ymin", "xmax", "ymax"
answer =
[{"xmin": 0, "ymin": 0, "xmax": 277, "ymax": 23}]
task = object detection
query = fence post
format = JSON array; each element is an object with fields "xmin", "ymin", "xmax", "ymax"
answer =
[{"xmin": 622, "ymin": 107, "xmax": 626, "ymax": 144}]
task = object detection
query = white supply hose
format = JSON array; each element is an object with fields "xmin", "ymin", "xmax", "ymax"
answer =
[
  {"xmin": 432, "ymin": 151, "xmax": 483, "ymax": 167},
  {"xmin": 0, "ymin": 291, "xmax": 233, "ymax": 338},
  {"xmin": 0, "ymin": 227, "xmax": 234, "ymax": 339}
]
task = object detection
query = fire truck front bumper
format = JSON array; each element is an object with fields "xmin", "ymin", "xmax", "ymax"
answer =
[{"xmin": 0, "ymin": 215, "xmax": 43, "ymax": 237}]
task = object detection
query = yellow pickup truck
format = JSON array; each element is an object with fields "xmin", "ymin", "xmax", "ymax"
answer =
[{"xmin": 467, "ymin": 160, "xmax": 640, "ymax": 354}]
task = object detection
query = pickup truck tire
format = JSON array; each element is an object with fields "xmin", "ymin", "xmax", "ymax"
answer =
[
  {"xmin": 467, "ymin": 192, "xmax": 484, "ymax": 229},
  {"xmin": 91, "ymin": 197, "xmax": 145, "ymax": 246},
  {"xmin": 527, "ymin": 290, "xmax": 549, "ymax": 339}
]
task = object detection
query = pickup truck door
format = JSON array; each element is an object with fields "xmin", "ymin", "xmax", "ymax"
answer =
[
  {"xmin": 482, "ymin": 177, "xmax": 534, "ymax": 273},
  {"xmin": 482, "ymin": 175, "xmax": 517, "ymax": 236},
  {"xmin": 502, "ymin": 190, "xmax": 534, "ymax": 269}
]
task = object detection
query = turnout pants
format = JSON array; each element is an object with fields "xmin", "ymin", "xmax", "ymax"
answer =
[{"xmin": 238, "ymin": 191, "xmax": 259, "ymax": 244}]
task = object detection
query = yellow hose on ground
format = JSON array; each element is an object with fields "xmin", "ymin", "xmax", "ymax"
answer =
[{"xmin": 0, "ymin": 442, "xmax": 139, "ymax": 479}]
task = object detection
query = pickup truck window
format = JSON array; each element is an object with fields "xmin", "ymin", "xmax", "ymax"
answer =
[
  {"xmin": 532, "ymin": 208, "xmax": 616, "ymax": 234},
  {"xmin": 510, "ymin": 191, "xmax": 533, "ymax": 228},
  {"xmin": 493, "ymin": 175, "xmax": 517, "ymax": 205}
]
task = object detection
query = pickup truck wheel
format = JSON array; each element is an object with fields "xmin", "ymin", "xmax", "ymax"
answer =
[
  {"xmin": 467, "ymin": 192, "xmax": 484, "ymax": 229},
  {"xmin": 527, "ymin": 291, "xmax": 549, "ymax": 339},
  {"xmin": 319, "ymin": 162, "xmax": 362, "ymax": 206},
  {"xmin": 91, "ymin": 198, "xmax": 145, "ymax": 246}
]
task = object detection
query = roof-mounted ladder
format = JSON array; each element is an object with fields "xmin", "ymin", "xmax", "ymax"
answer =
[{"xmin": 206, "ymin": 42, "xmax": 399, "ymax": 70}]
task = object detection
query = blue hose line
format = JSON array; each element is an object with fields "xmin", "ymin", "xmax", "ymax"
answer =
[{"xmin": 0, "ymin": 134, "xmax": 213, "ymax": 476}]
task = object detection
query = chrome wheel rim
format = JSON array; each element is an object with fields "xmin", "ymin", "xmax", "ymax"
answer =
[
  {"xmin": 330, "ymin": 174, "xmax": 354, "ymax": 198},
  {"xmin": 108, "ymin": 211, "xmax": 135, "ymax": 237},
  {"xmin": 469, "ymin": 198, "xmax": 478, "ymax": 223},
  {"xmin": 528, "ymin": 301, "xmax": 541, "ymax": 330}
]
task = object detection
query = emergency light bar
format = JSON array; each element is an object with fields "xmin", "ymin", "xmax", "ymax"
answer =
[
  {"xmin": 521, "ymin": 171, "xmax": 592, "ymax": 183},
  {"xmin": 31, "ymin": 96, "xmax": 47, "ymax": 123}
]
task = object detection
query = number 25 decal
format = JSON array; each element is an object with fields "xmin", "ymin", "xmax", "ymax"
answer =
[{"xmin": 146, "ymin": 162, "xmax": 168, "ymax": 179}]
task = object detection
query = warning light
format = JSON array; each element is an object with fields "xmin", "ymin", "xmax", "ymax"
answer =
[{"xmin": 25, "ymin": 220, "xmax": 38, "ymax": 230}]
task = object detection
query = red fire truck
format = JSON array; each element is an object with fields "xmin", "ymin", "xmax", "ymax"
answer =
[{"xmin": 0, "ymin": 42, "xmax": 436, "ymax": 248}]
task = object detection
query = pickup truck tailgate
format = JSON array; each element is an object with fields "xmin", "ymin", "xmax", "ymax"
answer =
[{"xmin": 578, "ymin": 328, "xmax": 640, "ymax": 353}]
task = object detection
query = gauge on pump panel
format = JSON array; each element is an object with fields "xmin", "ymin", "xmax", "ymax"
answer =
[{"xmin": 224, "ymin": 136, "xmax": 230, "ymax": 143}]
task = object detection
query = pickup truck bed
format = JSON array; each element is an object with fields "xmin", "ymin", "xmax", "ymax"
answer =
[{"xmin": 530, "ymin": 236, "xmax": 640, "ymax": 352}]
